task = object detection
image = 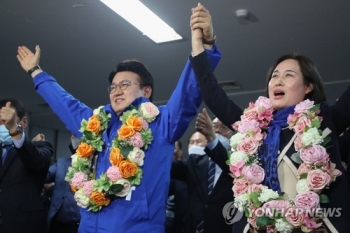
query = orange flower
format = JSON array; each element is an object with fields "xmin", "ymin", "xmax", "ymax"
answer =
[
  {"xmin": 126, "ymin": 116, "xmax": 143, "ymax": 131},
  {"xmin": 90, "ymin": 191, "xmax": 111, "ymax": 206},
  {"xmin": 119, "ymin": 160, "xmax": 138, "ymax": 178},
  {"xmin": 70, "ymin": 184, "xmax": 78, "ymax": 193},
  {"xmin": 118, "ymin": 125, "xmax": 135, "ymax": 140},
  {"xmin": 86, "ymin": 115, "xmax": 102, "ymax": 134},
  {"xmin": 76, "ymin": 142, "xmax": 94, "ymax": 158},
  {"xmin": 109, "ymin": 147, "xmax": 124, "ymax": 166}
]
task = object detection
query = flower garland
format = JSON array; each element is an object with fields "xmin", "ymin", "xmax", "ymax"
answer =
[
  {"xmin": 228, "ymin": 97, "xmax": 342, "ymax": 233},
  {"xmin": 65, "ymin": 102, "xmax": 159, "ymax": 212}
]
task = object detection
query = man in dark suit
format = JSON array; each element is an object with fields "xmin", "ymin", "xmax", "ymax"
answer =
[
  {"xmin": 46, "ymin": 135, "xmax": 81, "ymax": 233},
  {"xmin": 0, "ymin": 98, "xmax": 53, "ymax": 233},
  {"xmin": 171, "ymin": 109, "xmax": 234, "ymax": 233}
]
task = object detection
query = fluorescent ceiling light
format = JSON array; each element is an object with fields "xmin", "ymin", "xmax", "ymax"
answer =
[{"xmin": 100, "ymin": 0, "xmax": 182, "ymax": 43}]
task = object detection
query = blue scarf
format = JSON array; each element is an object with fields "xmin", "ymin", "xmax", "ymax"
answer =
[{"xmin": 259, "ymin": 105, "xmax": 295, "ymax": 192}]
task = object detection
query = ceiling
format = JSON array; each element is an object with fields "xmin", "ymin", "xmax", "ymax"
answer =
[{"xmin": 1, "ymin": 0, "xmax": 350, "ymax": 147}]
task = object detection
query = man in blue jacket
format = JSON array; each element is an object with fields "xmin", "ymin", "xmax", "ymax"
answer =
[
  {"xmin": 16, "ymin": 5, "xmax": 219, "ymax": 232},
  {"xmin": 46, "ymin": 135, "xmax": 81, "ymax": 233}
]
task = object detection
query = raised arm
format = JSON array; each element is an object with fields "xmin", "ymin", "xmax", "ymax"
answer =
[
  {"xmin": 165, "ymin": 4, "xmax": 221, "ymax": 143},
  {"xmin": 16, "ymin": 45, "xmax": 92, "ymax": 136},
  {"xmin": 195, "ymin": 108, "xmax": 229, "ymax": 171},
  {"xmin": 189, "ymin": 6, "xmax": 243, "ymax": 129}
]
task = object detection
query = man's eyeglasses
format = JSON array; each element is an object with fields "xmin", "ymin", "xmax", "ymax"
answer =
[{"xmin": 108, "ymin": 80, "xmax": 141, "ymax": 94}]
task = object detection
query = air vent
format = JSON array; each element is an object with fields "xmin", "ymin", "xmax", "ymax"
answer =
[{"xmin": 218, "ymin": 81, "xmax": 241, "ymax": 90}]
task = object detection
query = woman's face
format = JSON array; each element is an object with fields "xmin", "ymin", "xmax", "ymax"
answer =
[{"xmin": 268, "ymin": 59, "xmax": 313, "ymax": 110}]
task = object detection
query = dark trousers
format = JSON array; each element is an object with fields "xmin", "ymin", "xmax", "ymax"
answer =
[{"xmin": 50, "ymin": 220, "xmax": 79, "ymax": 233}]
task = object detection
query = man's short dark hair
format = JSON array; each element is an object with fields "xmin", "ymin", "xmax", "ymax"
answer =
[
  {"xmin": 108, "ymin": 59, "xmax": 154, "ymax": 102},
  {"xmin": 0, "ymin": 98, "xmax": 26, "ymax": 120}
]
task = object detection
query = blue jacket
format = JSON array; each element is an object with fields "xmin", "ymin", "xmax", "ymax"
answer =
[
  {"xmin": 33, "ymin": 48, "xmax": 221, "ymax": 233},
  {"xmin": 46, "ymin": 158, "xmax": 81, "ymax": 224}
]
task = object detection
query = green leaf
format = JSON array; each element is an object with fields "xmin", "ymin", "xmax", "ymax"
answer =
[
  {"xmin": 321, "ymin": 136, "xmax": 331, "ymax": 147},
  {"xmin": 84, "ymin": 131, "xmax": 94, "ymax": 141},
  {"xmin": 109, "ymin": 184, "xmax": 124, "ymax": 194},
  {"xmin": 130, "ymin": 169, "xmax": 143, "ymax": 185},
  {"xmin": 120, "ymin": 145, "xmax": 133, "ymax": 159},
  {"xmin": 310, "ymin": 118, "xmax": 321, "ymax": 129},
  {"xmin": 141, "ymin": 128, "xmax": 153, "ymax": 146},
  {"xmin": 299, "ymin": 173, "xmax": 308, "ymax": 179},
  {"xmin": 309, "ymin": 104, "xmax": 320, "ymax": 112},
  {"xmin": 120, "ymin": 108, "xmax": 138, "ymax": 123},
  {"xmin": 244, "ymin": 208, "xmax": 250, "ymax": 217},
  {"xmin": 225, "ymin": 160, "xmax": 230, "ymax": 165},
  {"xmin": 320, "ymin": 194, "xmax": 330, "ymax": 203},
  {"xmin": 291, "ymin": 153, "xmax": 303, "ymax": 164},
  {"xmin": 256, "ymin": 216, "xmax": 275, "ymax": 227},
  {"xmin": 91, "ymin": 138, "xmax": 104, "ymax": 152},
  {"xmin": 250, "ymin": 192, "xmax": 262, "ymax": 207}
]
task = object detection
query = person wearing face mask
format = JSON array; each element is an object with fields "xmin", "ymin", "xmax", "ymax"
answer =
[
  {"xmin": 0, "ymin": 99, "xmax": 53, "ymax": 233},
  {"xmin": 190, "ymin": 6, "xmax": 350, "ymax": 232},
  {"xmin": 171, "ymin": 112, "xmax": 234, "ymax": 233}
]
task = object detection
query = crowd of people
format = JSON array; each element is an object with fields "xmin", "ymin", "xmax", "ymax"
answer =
[{"xmin": 0, "ymin": 3, "xmax": 349, "ymax": 233}]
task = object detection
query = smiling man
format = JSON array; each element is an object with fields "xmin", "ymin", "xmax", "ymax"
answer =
[{"xmin": 15, "ymin": 7, "xmax": 220, "ymax": 232}]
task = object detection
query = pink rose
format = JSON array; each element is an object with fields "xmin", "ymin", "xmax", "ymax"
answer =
[
  {"xmin": 294, "ymin": 114, "xmax": 312, "ymax": 134},
  {"xmin": 232, "ymin": 178, "xmax": 249, "ymax": 197},
  {"xmin": 255, "ymin": 97, "xmax": 274, "ymax": 128},
  {"xmin": 139, "ymin": 102, "xmax": 159, "ymax": 122},
  {"xmin": 242, "ymin": 164, "xmax": 265, "ymax": 184},
  {"xmin": 262, "ymin": 200, "xmax": 290, "ymax": 218},
  {"xmin": 237, "ymin": 137, "xmax": 260, "ymax": 155},
  {"xmin": 255, "ymin": 96, "xmax": 273, "ymax": 110},
  {"xmin": 300, "ymin": 145, "xmax": 329, "ymax": 164},
  {"xmin": 285, "ymin": 207, "xmax": 304, "ymax": 227},
  {"xmin": 106, "ymin": 166, "xmax": 122, "ymax": 182},
  {"xmin": 232, "ymin": 121, "xmax": 239, "ymax": 131},
  {"xmin": 237, "ymin": 119, "xmax": 260, "ymax": 135},
  {"xmin": 297, "ymin": 163, "xmax": 310, "ymax": 176},
  {"xmin": 294, "ymin": 100, "xmax": 314, "ymax": 114},
  {"xmin": 247, "ymin": 207, "xmax": 264, "ymax": 228},
  {"xmin": 266, "ymin": 225, "xmax": 277, "ymax": 233},
  {"xmin": 307, "ymin": 169, "xmax": 332, "ymax": 191},
  {"xmin": 229, "ymin": 161, "xmax": 244, "ymax": 177},
  {"xmin": 302, "ymin": 213, "xmax": 322, "ymax": 231},
  {"xmin": 325, "ymin": 162, "xmax": 342, "ymax": 179},
  {"xmin": 247, "ymin": 184, "xmax": 266, "ymax": 193},
  {"xmin": 242, "ymin": 107, "xmax": 258, "ymax": 121},
  {"xmin": 257, "ymin": 109, "xmax": 273, "ymax": 128},
  {"xmin": 287, "ymin": 113, "xmax": 300, "ymax": 126},
  {"xmin": 295, "ymin": 191, "xmax": 319, "ymax": 210},
  {"xmin": 294, "ymin": 135, "xmax": 303, "ymax": 151}
]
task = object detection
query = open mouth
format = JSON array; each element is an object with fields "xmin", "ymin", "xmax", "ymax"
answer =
[{"xmin": 273, "ymin": 90, "xmax": 285, "ymax": 99}]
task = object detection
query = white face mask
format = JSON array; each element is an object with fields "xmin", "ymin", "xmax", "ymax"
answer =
[
  {"xmin": 188, "ymin": 145, "xmax": 206, "ymax": 156},
  {"xmin": 216, "ymin": 133, "xmax": 230, "ymax": 150},
  {"xmin": 0, "ymin": 125, "xmax": 12, "ymax": 145}
]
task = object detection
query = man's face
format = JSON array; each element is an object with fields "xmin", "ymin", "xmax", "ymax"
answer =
[
  {"xmin": 109, "ymin": 71, "xmax": 151, "ymax": 115},
  {"xmin": 188, "ymin": 132, "xmax": 207, "ymax": 148},
  {"xmin": 212, "ymin": 118, "xmax": 232, "ymax": 139}
]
